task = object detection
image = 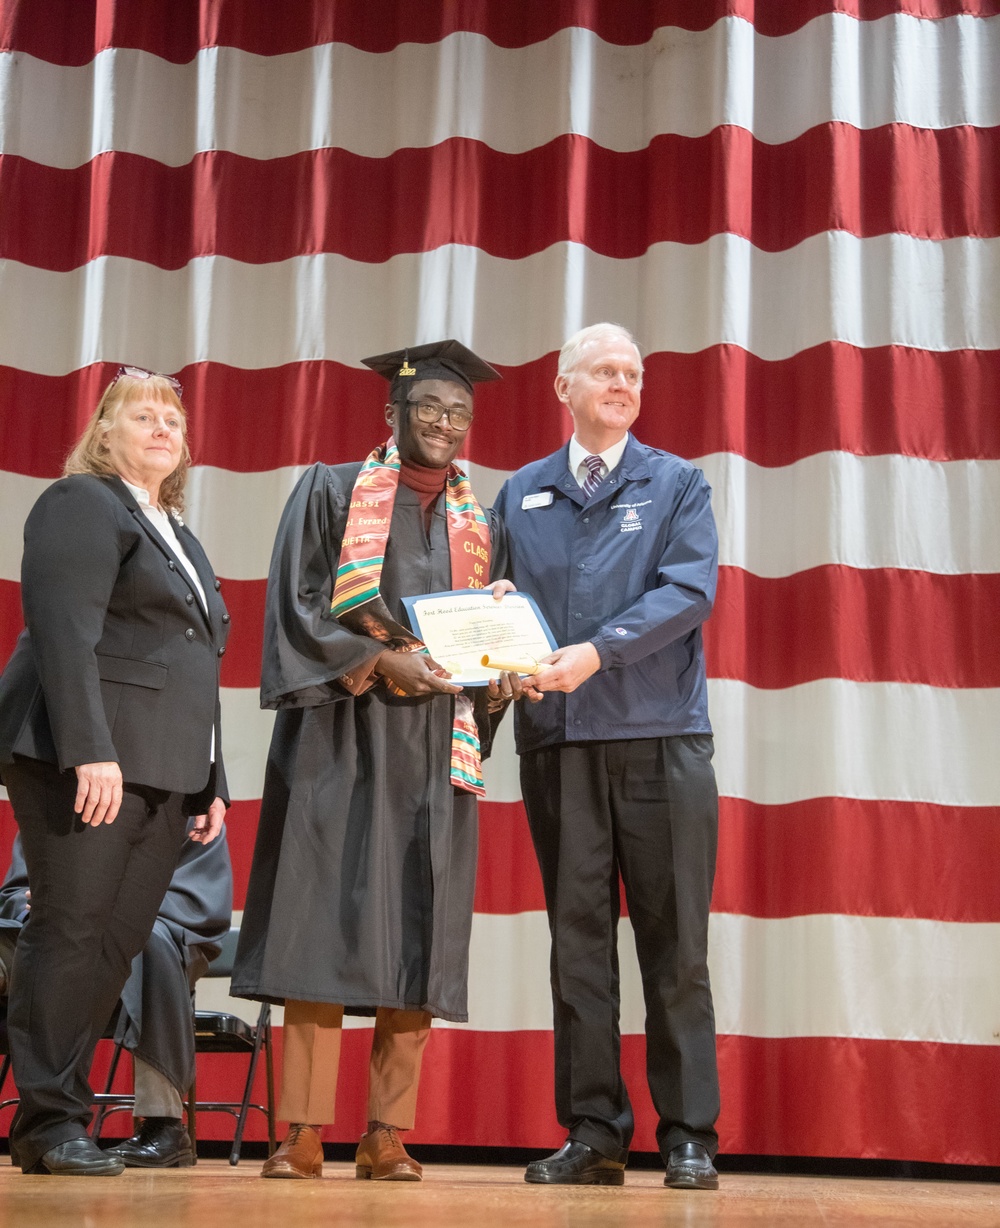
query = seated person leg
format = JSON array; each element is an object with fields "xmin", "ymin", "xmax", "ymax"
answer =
[
  {"xmin": 0, "ymin": 927, "xmax": 17, "ymax": 996},
  {"xmin": 109, "ymin": 1058, "xmax": 193, "ymax": 1168},
  {"xmin": 106, "ymin": 921, "xmax": 207, "ymax": 1168}
]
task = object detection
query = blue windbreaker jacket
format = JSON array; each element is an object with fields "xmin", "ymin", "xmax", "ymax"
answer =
[{"xmin": 493, "ymin": 435, "xmax": 718, "ymax": 755}]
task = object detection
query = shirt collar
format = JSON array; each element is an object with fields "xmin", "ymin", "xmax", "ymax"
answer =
[
  {"xmin": 121, "ymin": 478, "xmax": 153, "ymax": 508},
  {"xmin": 121, "ymin": 478, "xmax": 179, "ymax": 526},
  {"xmin": 568, "ymin": 432, "xmax": 630, "ymax": 482}
]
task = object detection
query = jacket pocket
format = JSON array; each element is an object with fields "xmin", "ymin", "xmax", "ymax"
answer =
[{"xmin": 96, "ymin": 654, "xmax": 168, "ymax": 690}]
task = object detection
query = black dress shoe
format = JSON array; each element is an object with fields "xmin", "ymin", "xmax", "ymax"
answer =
[
  {"xmin": 664, "ymin": 1141, "xmax": 718, "ymax": 1190},
  {"xmin": 525, "ymin": 1139, "xmax": 625, "ymax": 1186},
  {"xmin": 26, "ymin": 1137, "xmax": 125, "ymax": 1176},
  {"xmin": 106, "ymin": 1118, "xmax": 194, "ymax": 1168}
]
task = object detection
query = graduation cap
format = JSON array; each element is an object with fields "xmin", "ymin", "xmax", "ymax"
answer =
[{"xmin": 361, "ymin": 339, "xmax": 501, "ymax": 400}]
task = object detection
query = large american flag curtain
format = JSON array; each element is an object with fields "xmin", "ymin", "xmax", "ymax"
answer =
[{"xmin": 1, "ymin": 2, "xmax": 997, "ymax": 1165}]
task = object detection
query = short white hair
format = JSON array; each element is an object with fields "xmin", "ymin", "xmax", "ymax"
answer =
[{"xmin": 557, "ymin": 322, "xmax": 643, "ymax": 384}]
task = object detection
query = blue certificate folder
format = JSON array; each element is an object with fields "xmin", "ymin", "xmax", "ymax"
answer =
[{"xmin": 401, "ymin": 588, "xmax": 558, "ymax": 686}]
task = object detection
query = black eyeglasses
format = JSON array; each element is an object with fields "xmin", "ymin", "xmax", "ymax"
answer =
[
  {"xmin": 405, "ymin": 400, "xmax": 474, "ymax": 432},
  {"xmin": 111, "ymin": 365, "xmax": 183, "ymax": 396}
]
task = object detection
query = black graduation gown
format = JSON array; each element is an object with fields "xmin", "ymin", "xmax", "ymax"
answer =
[
  {"xmin": 231, "ymin": 462, "xmax": 506, "ymax": 1022},
  {"xmin": 0, "ymin": 826, "xmax": 232, "ymax": 1095}
]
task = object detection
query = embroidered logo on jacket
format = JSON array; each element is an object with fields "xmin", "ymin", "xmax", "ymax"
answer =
[{"xmin": 620, "ymin": 507, "xmax": 642, "ymax": 533}]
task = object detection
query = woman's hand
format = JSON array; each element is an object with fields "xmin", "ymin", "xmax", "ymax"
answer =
[
  {"xmin": 190, "ymin": 797, "xmax": 226, "ymax": 844},
  {"xmin": 489, "ymin": 579, "xmax": 516, "ymax": 601},
  {"xmin": 74, "ymin": 761, "xmax": 124, "ymax": 826},
  {"xmin": 374, "ymin": 649, "xmax": 462, "ymax": 696}
]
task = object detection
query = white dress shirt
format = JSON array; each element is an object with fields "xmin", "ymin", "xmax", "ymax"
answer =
[
  {"xmin": 568, "ymin": 433, "xmax": 630, "ymax": 488},
  {"xmin": 122, "ymin": 480, "xmax": 207, "ymax": 612}
]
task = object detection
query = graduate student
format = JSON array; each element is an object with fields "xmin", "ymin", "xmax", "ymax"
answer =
[{"xmin": 232, "ymin": 341, "xmax": 520, "ymax": 1181}]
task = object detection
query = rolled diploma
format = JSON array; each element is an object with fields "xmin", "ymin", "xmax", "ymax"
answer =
[{"xmin": 480, "ymin": 654, "xmax": 548, "ymax": 676}]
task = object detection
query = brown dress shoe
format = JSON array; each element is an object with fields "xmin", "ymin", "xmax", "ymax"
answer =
[
  {"xmin": 261, "ymin": 1124, "xmax": 323, "ymax": 1178},
  {"xmin": 355, "ymin": 1123, "xmax": 422, "ymax": 1181}
]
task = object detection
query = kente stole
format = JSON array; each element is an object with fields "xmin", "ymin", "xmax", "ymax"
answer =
[{"xmin": 331, "ymin": 440, "xmax": 491, "ymax": 796}]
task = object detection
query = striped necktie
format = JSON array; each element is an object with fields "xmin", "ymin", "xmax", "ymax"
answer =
[{"xmin": 582, "ymin": 453, "xmax": 605, "ymax": 501}]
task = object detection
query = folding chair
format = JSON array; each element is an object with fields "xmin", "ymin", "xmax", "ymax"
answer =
[
  {"xmin": 91, "ymin": 928, "xmax": 276, "ymax": 1165},
  {"xmin": 184, "ymin": 928, "xmax": 276, "ymax": 1165}
]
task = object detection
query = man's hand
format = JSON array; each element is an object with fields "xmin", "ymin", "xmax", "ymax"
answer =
[
  {"xmin": 486, "ymin": 669, "xmax": 544, "ymax": 710},
  {"xmin": 532, "ymin": 642, "xmax": 601, "ymax": 694},
  {"xmin": 375, "ymin": 649, "xmax": 462, "ymax": 696},
  {"xmin": 74, "ymin": 761, "xmax": 123, "ymax": 826},
  {"xmin": 190, "ymin": 797, "xmax": 226, "ymax": 844},
  {"xmin": 489, "ymin": 580, "xmax": 516, "ymax": 601}
]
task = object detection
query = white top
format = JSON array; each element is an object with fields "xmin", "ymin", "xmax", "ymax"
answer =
[
  {"xmin": 122, "ymin": 479, "xmax": 207, "ymax": 612},
  {"xmin": 122, "ymin": 478, "xmax": 214, "ymax": 764},
  {"xmin": 567, "ymin": 433, "xmax": 630, "ymax": 488}
]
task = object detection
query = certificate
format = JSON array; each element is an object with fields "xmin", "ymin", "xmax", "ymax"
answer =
[{"xmin": 401, "ymin": 589, "xmax": 558, "ymax": 686}]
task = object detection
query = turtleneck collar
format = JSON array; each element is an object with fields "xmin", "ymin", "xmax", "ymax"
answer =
[{"xmin": 399, "ymin": 458, "xmax": 448, "ymax": 495}]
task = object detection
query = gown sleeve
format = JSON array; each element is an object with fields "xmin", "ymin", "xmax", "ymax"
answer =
[
  {"xmin": 259, "ymin": 463, "xmax": 389, "ymax": 710},
  {"xmin": 156, "ymin": 822, "xmax": 234, "ymax": 955}
]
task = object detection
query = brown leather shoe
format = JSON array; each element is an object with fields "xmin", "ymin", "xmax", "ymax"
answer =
[
  {"xmin": 355, "ymin": 1123, "xmax": 422, "ymax": 1181},
  {"xmin": 261, "ymin": 1124, "xmax": 323, "ymax": 1179}
]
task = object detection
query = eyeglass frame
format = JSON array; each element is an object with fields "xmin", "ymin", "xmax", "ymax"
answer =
[
  {"xmin": 110, "ymin": 365, "xmax": 183, "ymax": 397},
  {"xmin": 401, "ymin": 397, "xmax": 475, "ymax": 432}
]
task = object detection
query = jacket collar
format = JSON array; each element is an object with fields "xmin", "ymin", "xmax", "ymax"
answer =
[
  {"xmin": 536, "ymin": 435, "xmax": 651, "ymax": 505},
  {"xmin": 104, "ymin": 475, "xmax": 215, "ymax": 624}
]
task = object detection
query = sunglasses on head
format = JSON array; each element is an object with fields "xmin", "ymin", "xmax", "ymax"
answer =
[{"xmin": 111, "ymin": 365, "xmax": 183, "ymax": 396}]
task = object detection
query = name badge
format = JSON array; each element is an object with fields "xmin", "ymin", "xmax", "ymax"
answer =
[{"xmin": 521, "ymin": 491, "xmax": 554, "ymax": 510}]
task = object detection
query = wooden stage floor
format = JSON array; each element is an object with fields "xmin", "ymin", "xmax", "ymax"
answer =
[{"xmin": 0, "ymin": 1160, "xmax": 997, "ymax": 1227}]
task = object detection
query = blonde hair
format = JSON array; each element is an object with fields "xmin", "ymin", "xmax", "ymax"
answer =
[
  {"xmin": 557, "ymin": 323, "xmax": 643, "ymax": 387},
  {"xmin": 64, "ymin": 374, "xmax": 191, "ymax": 513}
]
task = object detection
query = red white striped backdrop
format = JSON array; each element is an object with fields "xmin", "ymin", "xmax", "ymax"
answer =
[{"xmin": 1, "ymin": 1, "xmax": 998, "ymax": 1165}]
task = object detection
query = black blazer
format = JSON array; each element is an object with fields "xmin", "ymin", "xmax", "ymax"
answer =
[{"xmin": 0, "ymin": 474, "xmax": 230, "ymax": 810}]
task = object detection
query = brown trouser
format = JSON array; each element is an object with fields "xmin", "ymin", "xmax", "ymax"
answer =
[{"xmin": 279, "ymin": 1001, "xmax": 432, "ymax": 1129}]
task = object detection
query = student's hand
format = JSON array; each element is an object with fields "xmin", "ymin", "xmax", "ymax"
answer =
[
  {"xmin": 487, "ymin": 670, "xmax": 543, "ymax": 709},
  {"xmin": 375, "ymin": 649, "xmax": 463, "ymax": 696}
]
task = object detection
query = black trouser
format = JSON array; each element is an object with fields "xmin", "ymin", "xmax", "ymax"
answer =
[
  {"xmin": 520, "ymin": 735, "xmax": 720, "ymax": 1163},
  {"xmin": 3, "ymin": 757, "xmax": 189, "ymax": 1170}
]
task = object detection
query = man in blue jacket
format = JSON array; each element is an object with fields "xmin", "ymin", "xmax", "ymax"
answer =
[{"xmin": 493, "ymin": 322, "xmax": 720, "ymax": 1191}]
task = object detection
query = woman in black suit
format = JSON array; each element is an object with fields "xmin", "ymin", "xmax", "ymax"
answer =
[{"xmin": 0, "ymin": 367, "xmax": 230, "ymax": 1175}]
